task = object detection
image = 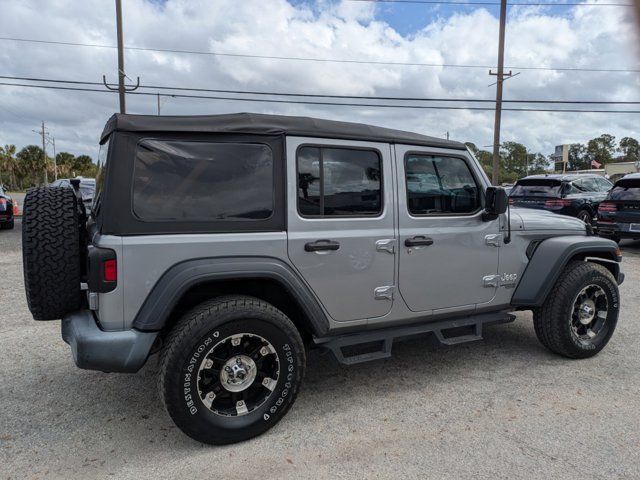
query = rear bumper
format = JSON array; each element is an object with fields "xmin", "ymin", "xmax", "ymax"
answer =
[
  {"xmin": 596, "ymin": 221, "xmax": 640, "ymax": 239},
  {"xmin": 61, "ymin": 310, "xmax": 158, "ymax": 373}
]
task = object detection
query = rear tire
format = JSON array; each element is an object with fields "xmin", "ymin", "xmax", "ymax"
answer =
[
  {"xmin": 533, "ymin": 261, "xmax": 619, "ymax": 359},
  {"xmin": 22, "ymin": 187, "xmax": 82, "ymax": 320},
  {"xmin": 577, "ymin": 209, "xmax": 592, "ymax": 224},
  {"xmin": 159, "ymin": 295, "xmax": 306, "ymax": 444}
]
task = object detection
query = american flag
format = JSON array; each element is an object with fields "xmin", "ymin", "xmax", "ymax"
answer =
[{"xmin": 591, "ymin": 159, "xmax": 602, "ymax": 169}]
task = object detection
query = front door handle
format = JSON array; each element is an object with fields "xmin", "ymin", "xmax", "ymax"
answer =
[
  {"xmin": 304, "ymin": 239, "xmax": 340, "ymax": 252},
  {"xmin": 404, "ymin": 236, "xmax": 434, "ymax": 247}
]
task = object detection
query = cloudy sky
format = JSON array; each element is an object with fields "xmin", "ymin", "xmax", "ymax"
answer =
[{"xmin": 0, "ymin": 0, "xmax": 639, "ymax": 160}]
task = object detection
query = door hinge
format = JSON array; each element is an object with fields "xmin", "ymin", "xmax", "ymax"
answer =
[
  {"xmin": 375, "ymin": 239, "xmax": 396, "ymax": 254},
  {"xmin": 374, "ymin": 285, "xmax": 395, "ymax": 300},
  {"xmin": 88, "ymin": 292, "xmax": 99, "ymax": 310},
  {"xmin": 485, "ymin": 234, "xmax": 502, "ymax": 247}
]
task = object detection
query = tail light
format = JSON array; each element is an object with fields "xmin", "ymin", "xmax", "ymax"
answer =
[
  {"xmin": 598, "ymin": 202, "xmax": 617, "ymax": 213},
  {"xmin": 103, "ymin": 259, "xmax": 117, "ymax": 282},
  {"xmin": 544, "ymin": 199, "xmax": 570, "ymax": 210},
  {"xmin": 87, "ymin": 246, "xmax": 117, "ymax": 293},
  {"xmin": 0, "ymin": 198, "xmax": 6, "ymax": 211}
]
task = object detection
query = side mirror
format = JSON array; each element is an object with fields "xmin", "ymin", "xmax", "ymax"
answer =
[{"xmin": 483, "ymin": 186, "xmax": 508, "ymax": 221}]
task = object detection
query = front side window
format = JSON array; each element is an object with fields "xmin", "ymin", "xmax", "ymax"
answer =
[
  {"xmin": 297, "ymin": 146, "xmax": 382, "ymax": 217},
  {"xmin": 133, "ymin": 140, "xmax": 273, "ymax": 221},
  {"xmin": 405, "ymin": 155, "xmax": 480, "ymax": 215}
]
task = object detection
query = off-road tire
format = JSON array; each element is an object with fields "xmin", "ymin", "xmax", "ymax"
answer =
[
  {"xmin": 533, "ymin": 261, "xmax": 619, "ymax": 359},
  {"xmin": 159, "ymin": 295, "xmax": 306, "ymax": 445},
  {"xmin": 22, "ymin": 187, "xmax": 82, "ymax": 320}
]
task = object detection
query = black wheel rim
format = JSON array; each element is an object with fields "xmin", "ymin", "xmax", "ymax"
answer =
[
  {"xmin": 197, "ymin": 333, "xmax": 280, "ymax": 417},
  {"xmin": 570, "ymin": 284, "xmax": 609, "ymax": 343}
]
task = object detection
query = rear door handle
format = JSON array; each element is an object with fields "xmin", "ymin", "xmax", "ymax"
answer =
[
  {"xmin": 304, "ymin": 239, "xmax": 340, "ymax": 252},
  {"xmin": 404, "ymin": 236, "xmax": 434, "ymax": 247}
]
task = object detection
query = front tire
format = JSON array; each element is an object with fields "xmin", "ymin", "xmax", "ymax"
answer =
[
  {"xmin": 159, "ymin": 296, "xmax": 306, "ymax": 445},
  {"xmin": 533, "ymin": 261, "xmax": 619, "ymax": 359}
]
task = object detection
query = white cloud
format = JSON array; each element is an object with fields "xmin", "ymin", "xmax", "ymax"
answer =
[{"xmin": 0, "ymin": 0, "xmax": 638, "ymax": 160}]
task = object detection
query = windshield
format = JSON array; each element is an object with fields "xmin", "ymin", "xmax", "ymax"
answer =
[
  {"xmin": 510, "ymin": 179, "xmax": 562, "ymax": 197},
  {"xmin": 93, "ymin": 139, "xmax": 110, "ymax": 215},
  {"xmin": 609, "ymin": 179, "xmax": 640, "ymax": 201}
]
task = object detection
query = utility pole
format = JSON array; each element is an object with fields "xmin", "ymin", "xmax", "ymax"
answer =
[
  {"xmin": 116, "ymin": 0, "xmax": 126, "ymax": 113},
  {"xmin": 157, "ymin": 93, "xmax": 161, "ymax": 115},
  {"xmin": 39, "ymin": 122, "xmax": 48, "ymax": 184},
  {"xmin": 103, "ymin": 0, "xmax": 139, "ymax": 113},
  {"xmin": 51, "ymin": 138, "xmax": 57, "ymax": 180},
  {"xmin": 489, "ymin": 0, "xmax": 512, "ymax": 186}
]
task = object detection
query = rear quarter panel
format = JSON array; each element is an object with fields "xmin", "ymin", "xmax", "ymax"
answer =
[{"xmin": 94, "ymin": 232, "xmax": 289, "ymax": 330}]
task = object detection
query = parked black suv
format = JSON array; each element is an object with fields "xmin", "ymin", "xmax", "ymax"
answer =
[
  {"xmin": 509, "ymin": 174, "xmax": 613, "ymax": 224},
  {"xmin": 596, "ymin": 173, "xmax": 640, "ymax": 242}
]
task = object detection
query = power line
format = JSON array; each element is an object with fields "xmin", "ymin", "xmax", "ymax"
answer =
[
  {"xmin": 347, "ymin": 0, "xmax": 632, "ymax": 5},
  {"xmin": 1, "ymin": 75, "xmax": 639, "ymax": 104},
  {"xmin": 0, "ymin": 36, "xmax": 638, "ymax": 73},
  {"xmin": 1, "ymin": 81, "xmax": 639, "ymax": 113}
]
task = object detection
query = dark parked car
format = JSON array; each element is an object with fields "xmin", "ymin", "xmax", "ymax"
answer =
[
  {"xmin": 596, "ymin": 173, "xmax": 640, "ymax": 242},
  {"xmin": 509, "ymin": 174, "xmax": 613, "ymax": 224},
  {"xmin": 0, "ymin": 186, "xmax": 15, "ymax": 230},
  {"xmin": 50, "ymin": 177, "xmax": 96, "ymax": 213}
]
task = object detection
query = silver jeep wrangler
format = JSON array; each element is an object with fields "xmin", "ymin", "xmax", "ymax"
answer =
[{"xmin": 22, "ymin": 113, "xmax": 624, "ymax": 444}]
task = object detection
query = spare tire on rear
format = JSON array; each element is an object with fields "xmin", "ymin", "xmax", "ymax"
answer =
[{"xmin": 22, "ymin": 187, "xmax": 83, "ymax": 320}]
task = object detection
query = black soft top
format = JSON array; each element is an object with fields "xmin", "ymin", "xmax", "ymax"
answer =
[{"xmin": 100, "ymin": 112, "xmax": 466, "ymax": 150}]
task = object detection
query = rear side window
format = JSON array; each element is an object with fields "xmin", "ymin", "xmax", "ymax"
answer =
[
  {"xmin": 133, "ymin": 140, "xmax": 273, "ymax": 221},
  {"xmin": 594, "ymin": 176, "xmax": 613, "ymax": 192},
  {"xmin": 297, "ymin": 146, "xmax": 382, "ymax": 217},
  {"xmin": 609, "ymin": 179, "xmax": 640, "ymax": 200},
  {"xmin": 405, "ymin": 155, "xmax": 480, "ymax": 215},
  {"xmin": 511, "ymin": 179, "xmax": 562, "ymax": 197}
]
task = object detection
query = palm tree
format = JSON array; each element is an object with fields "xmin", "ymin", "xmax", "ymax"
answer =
[{"xmin": 0, "ymin": 144, "xmax": 18, "ymax": 190}]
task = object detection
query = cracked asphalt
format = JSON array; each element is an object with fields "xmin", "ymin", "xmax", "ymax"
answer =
[{"xmin": 1, "ymin": 218, "xmax": 639, "ymax": 479}]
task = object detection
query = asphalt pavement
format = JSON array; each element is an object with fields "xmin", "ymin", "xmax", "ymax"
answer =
[{"xmin": 1, "ymin": 218, "xmax": 639, "ymax": 480}]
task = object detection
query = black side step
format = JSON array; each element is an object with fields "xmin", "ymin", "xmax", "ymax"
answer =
[{"xmin": 313, "ymin": 312, "xmax": 516, "ymax": 365}]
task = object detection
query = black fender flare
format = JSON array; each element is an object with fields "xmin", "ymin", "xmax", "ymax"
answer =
[
  {"xmin": 131, "ymin": 257, "xmax": 330, "ymax": 336},
  {"xmin": 511, "ymin": 236, "xmax": 621, "ymax": 307}
]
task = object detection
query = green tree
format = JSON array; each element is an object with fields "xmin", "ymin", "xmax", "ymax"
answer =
[
  {"xmin": 568, "ymin": 143, "xmax": 588, "ymax": 171},
  {"xmin": 586, "ymin": 134, "xmax": 617, "ymax": 166},
  {"xmin": 527, "ymin": 153, "xmax": 549, "ymax": 175},
  {"xmin": 501, "ymin": 141, "xmax": 529, "ymax": 179},
  {"xmin": 619, "ymin": 137, "xmax": 639, "ymax": 163},
  {"xmin": 55, "ymin": 151, "xmax": 76, "ymax": 178},
  {"xmin": 0, "ymin": 144, "xmax": 18, "ymax": 189},
  {"xmin": 16, "ymin": 145, "xmax": 48, "ymax": 188},
  {"xmin": 72, "ymin": 154, "xmax": 97, "ymax": 177}
]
